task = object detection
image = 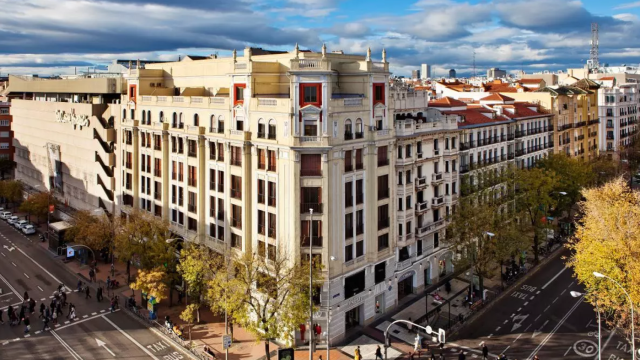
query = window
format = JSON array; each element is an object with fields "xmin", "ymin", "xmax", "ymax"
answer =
[
  {"xmin": 154, "ymin": 181, "xmax": 161, "ymax": 200},
  {"xmin": 302, "ymin": 85, "xmax": 319, "ymax": 104},
  {"xmin": 231, "ymin": 205, "xmax": 242, "ymax": 229},
  {"xmin": 301, "ymin": 187, "xmax": 322, "ymax": 213},
  {"xmin": 154, "ymin": 158, "xmax": 161, "ymax": 177},
  {"xmin": 378, "ymin": 146, "xmax": 388, "ymax": 166},
  {"xmin": 258, "ymin": 210, "xmax": 266, "ymax": 235},
  {"xmin": 188, "ymin": 165, "xmax": 197, "ymax": 187},
  {"xmin": 231, "ymin": 234, "xmax": 242, "ymax": 249},
  {"xmin": 0, "ymin": 132, "xmax": 9, "ymax": 138},
  {"xmin": 405, "ymin": 144, "xmax": 412, "ymax": 158},
  {"xmin": 355, "ymin": 240, "xmax": 364, "ymax": 258},
  {"xmin": 218, "ymin": 116, "xmax": 225, "ymax": 133},
  {"xmin": 301, "ymin": 220, "xmax": 322, "ymax": 246},
  {"xmin": 217, "ymin": 143, "xmax": 224, "ymax": 161},
  {"xmin": 398, "ymin": 198, "xmax": 403, "ymax": 211},
  {"xmin": 234, "ymin": 84, "xmax": 245, "ymax": 104},
  {"xmin": 258, "ymin": 149, "xmax": 266, "ymax": 169},
  {"xmin": 231, "ymin": 175, "xmax": 242, "ymax": 199},
  {"xmin": 374, "ymin": 262, "xmax": 386, "ymax": 284},
  {"xmin": 209, "ymin": 196, "xmax": 215, "ymax": 218},
  {"xmin": 268, "ymin": 213, "xmax": 276, "ymax": 238},
  {"xmin": 209, "ymin": 142, "xmax": 216, "ymax": 160},
  {"xmin": 268, "ymin": 181, "xmax": 276, "ymax": 207},
  {"xmin": 230, "ymin": 146, "xmax": 242, "ymax": 166},
  {"xmin": 378, "ymin": 175, "xmax": 389, "ymax": 199},
  {"xmin": 188, "ymin": 140, "xmax": 197, "ymax": 157},
  {"xmin": 355, "ymin": 149, "xmax": 363, "ymax": 170},
  {"xmin": 303, "ymin": 119, "xmax": 317, "ymax": 136},
  {"xmin": 178, "ymin": 163, "xmax": 184, "ymax": 181},
  {"xmin": 187, "ymin": 191, "xmax": 197, "ymax": 213},
  {"xmin": 373, "ymin": 83, "xmax": 385, "ymax": 103},
  {"xmin": 378, "ymin": 204, "xmax": 389, "ymax": 229},
  {"xmin": 258, "ymin": 122, "xmax": 265, "ymax": 138},
  {"xmin": 217, "ymin": 198, "xmax": 224, "ymax": 221},
  {"xmin": 356, "ymin": 179, "xmax": 363, "ymax": 205},
  {"xmin": 356, "ymin": 210, "xmax": 364, "ymax": 235},
  {"xmin": 193, "ymin": 114, "xmax": 199, "ymax": 126},
  {"xmin": 258, "ymin": 180, "xmax": 265, "ymax": 203},
  {"xmin": 345, "ymin": 181, "xmax": 353, "ymax": 207},
  {"xmin": 345, "ymin": 119, "xmax": 353, "ymax": 139},
  {"xmin": 268, "ymin": 120, "xmax": 276, "ymax": 140},
  {"xmin": 345, "ymin": 150, "xmax": 353, "ymax": 172},
  {"xmin": 188, "ymin": 217, "xmax": 197, "ymax": 231},
  {"xmin": 300, "ymin": 154, "xmax": 321, "ymax": 176},
  {"xmin": 345, "ymin": 244, "xmax": 353, "ymax": 262},
  {"xmin": 345, "ymin": 213, "xmax": 353, "ymax": 238},
  {"xmin": 267, "ymin": 150, "xmax": 276, "ymax": 171}
]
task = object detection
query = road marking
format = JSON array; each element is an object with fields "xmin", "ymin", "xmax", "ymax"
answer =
[
  {"xmin": 541, "ymin": 266, "xmax": 568, "ymax": 289},
  {"xmin": 0, "ymin": 273, "xmax": 23, "ymax": 301},
  {"xmin": 524, "ymin": 324, "xmax": 532, "ymax": 332},
  {"xmin": 544, "ymin": 306, "xmax": 550, "ymax": 312},
  {"xmin": 518, "ymin": 307, "xmax": 522, "ymax": 311},
  {"xmin": 488, "ymin": 334, "xmax": 493, "ymax": 338},
  {"xmin": 101, "ymin": 315, "xmax": 160, "ymax": 360},
  {"xmin": 534, "ymin": 314, "xmax": 541, "ymax": 321},
  {"xmin": 568, "ymin": 281, "xmax": 574, "ymax": 287},
  {"xmin": 51, "ymin": 330, "xmax": 84, "ymax": 360},
  {"xmin": 91, "ymin": 312, "xmax": 97, "ymax": 316},
  {"xmin": 560, "ymin": 289, "xmax": 566, "ymax": 295},
  {"xmin": 65, "ymin": 321, "xmax": 70, "ymax": 324},
  {"xmin": 40, "ymin": 298, "xmax": 46, "ymax": 301},
  {"xmin": 496, "ymin": 326, "xmax": 501, "ymax": 331},
  {"xmin": 1, "ymin": 341, "xmax": 7, "ymax": 345},
  {"xmin": 100, "ymin": 310, "xmax": 105, "ymax": 313},
  {"xmin": 0, "ymin": 252, "xmax": 4, "ymax": 256},
  {"xmin": 502, "ymin": 345, "xmax": 510, "ymax": 354},
  {"xmin": 35, "ymin": 331, "xmax": 41, "ymax": 335},
  {"xmin": 55, "ymin": 324, "xmax": 60, "ymax": 328},
  {"xmin": 23, "ymin": 273, "xmax": 29, "ymax": 279},
  {"xmin": 447, "ymin": 343, "xmax": 499, "ymax": 358},
  {"xmin": 24, "ymin": 334, "xmax": 30, "ymax": 338},
  {"xmin": 96, "ymin": 338, "xmax": 116, "ymax": 357},
  {"xmin": 510, "ymin": 313, "xmax": 515, "ymax": 318},
  {"xmin": 532, "ymin": 320, "xmax": 549, "ymax": 338},
  {"xmin": 552, "ymin": 297, "xmax": 558, "ymax": 303},
  {"xmin": 528, "ymin": 295, "xmax": 584, "ymax": 359},
  {"xmin": 513, "ymin": 334, "xmax": 522, "ymax": 342},
  {"xmin": 504, "ymin": 320, "xmax": 509, "ymax": 324},
  {"xmin": 11, "ymin": 262, "xmax": 16, "ymax": 267},
  {"xmin": 530, "ymin": 296, "xmax": 535, "ymax": 300},
  {"xmin": 6, "ymin": 241, "xmax": 69, "ymax": 289},
  {"xmin": 564, "ymin": 346, "xmax": 572, "ymax": 356},
  {"xmin": 600, "ymin": 325, "xmax": 617, "ymax": 355},
  {"xmin": 37, "ymin": 286, "xmax": 43, "ymax": 291},
  {"xmin": 524, "ymin": 302, "xmax": 528, "ymax": 306},
  {"xmin": 536, "ymin": 290, "xmax": 541, "ymax": 294},
  {"xmin": 0, "ymin": 292, "xmax": 13, "ymax": 298},
  {"xmin": 82, "ymin": 315, "xmax": 88, "ymax": 318}
]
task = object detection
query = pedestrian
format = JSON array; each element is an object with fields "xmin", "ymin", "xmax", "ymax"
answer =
[
  {"xmin": 18, "ymin": 307, "xmax": 25, "ymax": 325},
  {"xmin": 23, "ymin": 291, "xmax": 28, "ymax": 300},
  {"xmin": 110, "ymin": 263, "xmax": 115, "ymax": 277},
  {"xmin": 354, "ymin": 346, "xmax": 361, "ymax": 360},
  {"xmin": 430, "ymin": 350, "xmax": 436, "ymax": 360},
  {"xmin": 29, "ymin": 298, "xmax": 36, "ymax": 314},
  {"xmin": 77, "ymin": 279, "xmax": 82, "ymax": 291},
  {"xmin": 85, "ymin": 286, "xmax": 91, "ymax": 299},
  {"xmin": 110, "ymin": 297, "xmax": 116, "ymax": 313},
  {"xmin": 0, "ymin": 308, "xmax": 4, "ymax": 324},
  {"xmin": 375, "ymin": 345, "xmax": 383, "ymax": 360},
  {"xmin": 458, "ymin": 350, "xmax": 466, "ymax": 360},
  {"xmin": 52, "ymin": 310, "xmax": 58, "ymax": 325},
  {"xmin": 97, "ymin": 287, "xmax": 103, "ymax": 302},
  {"xmin": 106, "ymin": 276, "xmax": 111, "ymax": 289},
  {"xmin": 407, "ymin": 317, "xmax": 413, "ymax": 333},
  {"xmin": 440, "ymin": 353, "xmax": 446, "ymax": 360},
  {"xmin": 23, "ymin": 317, "xmax": 30, "ymax": 334},
  {"xmin": 89, "ymin": 268, "xmax": 95, "ymax": 283},
  {"xmin": 481, "ymin": 342, "xmax": 489, "ymax": 360},
  {"xmin": 45, "ymin": 307, "xmax": 50, "ymax": 321},
  {"xmin": 69, "ymin": 305, "xmax": 77, "ymax": 320},
  {"xmin": 56, "ymin": 302, "xmax": 62, "ymax": 317},
  {"xmin": 61, "ymin": 292, "xmax": 67, "ymax": 307},
  {"xmin": 39, "ymin": 303, "xmax": 45, "ymax": 318}
]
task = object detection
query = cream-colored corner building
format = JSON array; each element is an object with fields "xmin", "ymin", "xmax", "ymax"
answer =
[
  {"xmin": 7, "ymin": 75, "xmax": 121, "ymax": 213},
  {"xmin": 117, "ymin": 47, "xmax": 459, "ymax": 344}
]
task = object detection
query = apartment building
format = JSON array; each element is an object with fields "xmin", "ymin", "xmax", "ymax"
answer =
[
  {"xmin": 6, "ymin": 74, "xmax": 122, "ymax": 212},
  {"xmin": 596, "ymin": 78, "xmax": 639, "ymax": 157},
  {"xmin": 0, "ymin": 101, "xmax": 13, "ymax": 166},
  {"xmin": 116, "ymin": 46, "xmax": 460, "ymax": 344}
]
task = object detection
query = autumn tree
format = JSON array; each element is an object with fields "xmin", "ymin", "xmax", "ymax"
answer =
[
  {"xmin": 180, "ymin": 303, "xmax": 198, "ymax": 342},
  {"xmin": 537, "ymin": 154, "xmax": 593, "ymax": 218},
  {"xmin": 0, "ymin": 180, "xmax": 23, "ymax": 209},
  {"xmin": 20, "ymin": 192, "xmax": 51, "ymax": 223},
  {"xmin": 65, "ymin": 210, "xmax": 118, "ymax": 262},
  {"xmin": 217, "ymin": 249, "xmax": 323, "ymax": 360},
  {"xmin": 178, "ymin": 242, "xmax": 223, "ymax": 322},
  {"xmin": 567, "ymin": 178, "xmax": 640, "ymax": 341},
  {"xmin": 515, "ymin": 167, "xmax": 559, "ymax": 264},
  {"xmin": 130, "ymin": 267, "xmax": 168, "ymax": 302},
  {"xmin": 590, "ymin": 155, "xmax": 619, "ymax": 186}
]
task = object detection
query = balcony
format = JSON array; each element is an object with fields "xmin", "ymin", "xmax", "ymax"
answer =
[
  {"xmin": 460, "ymin": 164, "xmax": 470, "ymax": 174},
  {"xmin": 416, "ymin": 201, "xmax": 430, "ymax": 214},
  {"xmin": 301, "ymin": 203, "xmax": 323, "ymax": 214},
  {"xmin": 507, "ymin": 133, "xmax": 515, "ymax": 141},
  {"xmin": 589, "ymin": 118, "xmax": 600, "ymax": 125},
  {"xmin": 432, "ymin": 172, "xmax": 443, "ymax": 183},
  {"xmin": 515, "ymin": 130, "xmax": 526, "ymax": 138},
  {"xmin": 460, "ymin": 141, "xmax": 476, "ymax": 151},
  {"xmin": 344, "ymin": 132, "xmax": 353, "ymax": 140},
  {"xmin": 576, "ymin": 135, "xmax": 585, "ymax": 141},
  {"xmin": 416, "ymin": 218, "xmax": 445, "ymax": 237},
  {"xmin": 515, "ymin": 148, "xmax": 526, "ymax": 157},
  {"xmin": 355, "ymin": 132, "xmax": 364, "ymax": 139},
  {"xmin": 300, "ymin": 236, "xmax": 323, "ymax": 247},
  {"xmin": 432, "ymin": 196, "xmax": 445, "ymax": 207},
  {"xmin": 576, "ymin": 121, "xmax": 586, "ymax": 127},
  {"xmin": 508, "ymin": 152, "xmax": 515, "ymax": 160}
]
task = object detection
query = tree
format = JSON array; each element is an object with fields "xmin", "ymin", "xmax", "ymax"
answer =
[
  {"xmin": 590, "ymin": 155, "xmax": 619, "ymax": 186},
  {"xmin": 178, "ymin": 242, "xmax": 223, "ymax": 322},
  {"xmin": 515, "ymin": 167, "xmax": 559, "ymax": 264},
  {"xmin": 215, "ymin": 249, "xmax": 323, "ymax": 360},
  {"xmin": 65, "ymin": 210, "xmax": 117, "ymax": 260},
  {"xmin": 0, "ymin": 180, "xmax": 23, "ymax": 209},
  {"xmin": 567, "ymin": 178, "xmax": 640, "ymax": 341},
  {"xmin": 537, "ymin": 154, "xmax": 593, "ymax": 218},
  {"xmin": 130, "ymin": 267, "xmax": 168, "ymax": 302},
  {"xmin": 180, "ymin": 304, "xmax": 198, "ymax": 342}
]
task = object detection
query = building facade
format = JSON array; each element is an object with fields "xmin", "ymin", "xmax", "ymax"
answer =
[
  {"xmin": 0, "ymin": 101, "xmax": 14, "ymax": 167},
  {"xmin": 597, "ymin": 78, "xmax": 639, "ymax": 157},
  {"xmin": 421, "ymin": 64, "xmax": 431, "ymax": 80}
]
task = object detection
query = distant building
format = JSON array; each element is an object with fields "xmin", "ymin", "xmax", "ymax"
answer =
[
  {"xmin": 449, "ymin": 69, "xmax": 456, "ymax": 79},
  {"xmin": 596, "ymin": 78, "xmax": 639, "ymax": 157},
  {"xmin": 487, "ymin": 68, "xmax": 507, "ymax": 79},
  {"xmin": 411, "ymin": 69, "xmax": 421, "ymax": 80},
  {"xmin": 421, "ymin": 64, "xmax": 431, "ymax": 79}
]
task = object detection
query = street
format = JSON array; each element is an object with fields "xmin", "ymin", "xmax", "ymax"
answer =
[
  {"xmin": 0, "ymin": 219, "xmax": 189, "ymax": 360},
  {"xmin": 451, "ymin": 247, "xmax": 635, "ymax": 360}
]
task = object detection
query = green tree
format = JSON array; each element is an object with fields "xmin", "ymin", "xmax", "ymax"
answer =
[
  {"xmin": 567, "ymin": 178, "xmax": 640, "ymax": 340},
  {"xmin": 180, "ymin": 303, "xmax": 198, "ymax": 342},
  {"xmin": 515, "ymin": 167, "xmax": 559, "ymax": 264},
  {"xmin": 178, "ymin": 242, "xmax": 223, "ymax": 322},
  {"xmin": 216, "ymin": 249, "xmax": 323, "ymax": 360},
  {"xmin": 590, "ymin": 155, "xmax": 619, "ymax": 186},
  {"xmin": 537, "ymin": 154, "xmax": 593, "ymax": 218},
  {"xmin": 65, "ymin": 210, "xmax": 117, "ymax": 258},
  {"xmin": 0, "ymin": 180, "xmax": 23, "ymax": 209}
]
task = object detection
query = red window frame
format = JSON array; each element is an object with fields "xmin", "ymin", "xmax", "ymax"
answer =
[
  {"xmin": 299, "ymin": 83, "xmax": 322, "ymax": 107},
  {"xmin": 233, "ymin": 84, "xmax": 246, "ymax": 106},
  {"xmin": 373, "ymin": 83, "xmax": 385, "ymax": 105},
  {"xmin": 129, "ymin": 85, "xmax": 137, "ymax": 103}
]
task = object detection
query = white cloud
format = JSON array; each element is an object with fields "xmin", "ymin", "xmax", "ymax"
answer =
[{"xmin": 614, "ymin": 1, "xmax": 640, "ymax": 9}]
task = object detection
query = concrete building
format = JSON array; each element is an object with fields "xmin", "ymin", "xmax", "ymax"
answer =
[
  {"xmin": 487, "ymin": 68, "xmax": 507, "ymax": 79},
  {"xmin": 596, "ymin": 78, "xmax": 639, "ymax": 157},
  {"xmin": 411, "ymin": 69, "xmax": 421, "ymax": 80},
  {"xmin": 449, "ymin": 69, "xmax": 456, "ymax": 79},
  {"xmin": 6, "ymin": 74, "xmax": 122, "ymax": 212},
  {"xmin": 0, "ymin": 101, "xmax": 14, "ymax": 166},
  {"xmin": 421, "ymin": 64, "xmax": 431, "ymax": 80}
]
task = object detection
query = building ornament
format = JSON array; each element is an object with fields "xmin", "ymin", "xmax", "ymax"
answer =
[{"xmin": 55, "ymin": 109, "xmax": 89, "ymax": 129}]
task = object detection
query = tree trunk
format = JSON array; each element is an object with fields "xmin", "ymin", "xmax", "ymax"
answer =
[
  {"xmin": 126, "ymin": 260, "xmax": 131, "ymax": 284},
  {"xmin": 264, "ymin": 340, "xmax": 270, "ymax": 360},
  {"xmin": 533, "ymin": 232, "xmax": 540, "ymax": 264},
  {"xmin": 230, "ymin": 320, "xmax": 234, "ymax": 339}
]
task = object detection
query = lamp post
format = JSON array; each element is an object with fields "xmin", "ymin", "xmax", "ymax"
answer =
[
  {"xmin": 327, "ymin": 255, "xmax": 335, "ymax": 360},
  {"xmin": 594, "ymin": 271, "xmax": 635, "ymax": 360},
  {"xmin": 309, "ymin": 208, "xmax": 314, "ymax": 360},
  {"xmin": 571, "ymin": 291, "xmax": 600, "ymax": 360}
]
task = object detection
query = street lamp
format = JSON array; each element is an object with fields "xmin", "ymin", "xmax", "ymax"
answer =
[
  {"xmin": 571, "ymin": 291, "xmax": 600, "ymax": 360},
  {"xmin": 593, "ymin": 271, "xmax": 635, "ymax": 360},
  {"xmin": 327, "ymin": 255, "xmax": 335, "ymax": 360}
]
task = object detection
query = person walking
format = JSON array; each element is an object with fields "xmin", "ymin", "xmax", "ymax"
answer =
[
  {"xmin": 481, "ymin": 342, "xmax": 489, "ymax": 360},
  {"xmin": 85, "ymin": 286, "xmax": 91, "ymax": 299},
  {"xmin": 458, "ymin": 350, "xmax": 466, "ymax": 360},
  {"xmin": 0, "ymin": 308, "xmax": 4, "ymax": 324},
  {"xmin": 375, "ymin": 345, "xmax": 383, "ymax": 360},
  {"xmin": 56, "ymin": 302, "xmax": 63, "ymax": 318},
  {"xmin": 23, "ymin": 291, "xmax": 29, "ymax": 301},
  {"xmin": 77, "ymin": 279, "xmax": 83, "ymax": 291},
  {"xmin": 96, "ymin": 287, "xmax": 103, "ymax": 302},
  {"xmin": 69, "ymin": 305, "xmax": 77, "ymax": 320},
  {"xmin": 354, "ymin": 346, "xmax": 361, "ymax": 360},
  {"xmin": 88, "ymin": 268, "xmax": 95, "ymax": 283},
  {"xmin": 23, "ymin": 317, "xmax": 30, "ymax": 334},
  {"xmin": 110, "ymin": 297, "xmax": 116, "ymax": 313},
  {"xmin": 52, "ymin": 309, "xmax": 58, "ymax": 325},
  {"xmin": 42, "ymin": 313, "xmax": 50, "ymax": 331},
  {"xmin": 39, "ymin": 303, "xmax": 45, "ymax": 318},
  {"xmin": 17, "ymin": 306, "xmax": 25, "ymax": 326}
]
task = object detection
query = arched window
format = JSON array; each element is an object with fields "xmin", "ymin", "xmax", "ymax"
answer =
[
  {"xmin": 355, "ymin": 118, "xmax": 363, "ymax": 138},
  {"xmin": 218, "ymin": 115, "xmax": 225, "ymax": 133},
  {"xmin": 147, "ymin": 110, "xmax": 152, "ymax": 124},
  {"xmin": 344, "ymin": 119, "xmax": 353, "ymax": 139},
  {"xmin": 257, "ymin": 119, "xmax": 266, "ymax": 138},
  {"xmin": 159, "ymin": 111, "xmax": 164, "ymax": 123},
  {"xmin": 268, "ymin": 119, "xmax": 276, "ymax": 140},
  {"xmin": 142, "ymin": 110, "xmax": 146, "ymax": 123},
  {"xmin": 210, "ymin": 115, "xmax": 216, "ymax": 132},
  {"xmin": 123, "ymin": 109, "xmax": 127, "ymax": 120},
  {"xmin": 193, "ymin": 114, "xmax": 199, "ymax": 127},
  {"xmin": 172, "ymin": 112, "xmax": 177, "ymax": 127}
]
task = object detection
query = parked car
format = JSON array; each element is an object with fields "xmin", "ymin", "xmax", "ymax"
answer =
[
  {"xmin": 14, "ymin": 220, "xmax": 28, "ymax": 229},
  {"xmin": 7, "ymin": 216, "xmax": 19, "ymax": 225},
  {"xmin": 21, "ymin": 225, "xmax": 36, "ymax": 235},
  {"xmin": 0, "ymin": 207, "xmax": 5, "ymax": 212},
  {"xmin": 0, "ymin": 211, "xmax": 11, "ymax": 219}
]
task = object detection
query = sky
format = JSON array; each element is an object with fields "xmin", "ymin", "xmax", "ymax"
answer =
[{"xmin": 1, "ymin": 0, "xmax": 640, "ymax": 78}]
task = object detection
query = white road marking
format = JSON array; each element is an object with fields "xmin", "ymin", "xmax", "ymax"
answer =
[
  {"xmin": 524, "ymin": 302, "xmax": 528, "ymax": 306},
  {"xmin": 0, "ymin": 301, "xmax": 24, "ymax": 311},
  {"xmin": 82, "ymin": 315, "xmax": 88, "ymax": 318},
  {"xmin": 534, "ymin": 314, "xmax": 542, "ymax": 322},
  {"xmin": 544, "ymin": 306, "xmax": 550, "ymax": 312},
  {"xmin": 568, "ymin": 281, "xmax": 574, "ymax": 287},
  {"xmin": 530, "ymin": 296, "xmax": 535, "ymax": 300},
  {"xmin": 65, "ymin": 321, "xmax": 70, "ymax": 324},
  {"xmin": 96, "ymin": 338, "xmax": 116, "ymax": 357},
  {"xmin": 528, "ymin": 296, "xmax": 584, "ymax": 359},
  {"xmin": 101, "ymin": 315, "xmax": 160, "ymax": 360},
  {"xmin": 23, "ymin": 273, "xmax": 29, "ymax": 279},
  {"xmin": 510, "ymin": 313, "xmax": 515, "ymax": 318},
  {"xmin": 51, "ymin": 330, "xmax": 84, "ymax": 360},
  {"xmin": 488, "ymin": 334, "xmax": 493, "ymax": 338},
  {"xmin": 560, "ymin": 289, "xmax": 566, "ymax": 295},
  {"xmin": 552, "ymin": 297, "xmax": 558, "ymax": 303},
  {"xmin": 0, "ymin": 252, "xmax": 4, "ymax": 256},
  {"xmin": 0, "ymin": 293, "xmax": 13, "ymax": 298},
  {"xmin": 91, "ymin": 312, "xmax": 97, "ymax": 316},
  {"xmin": 55, "ymin": 324, "xmax": 60, "ymax": 328},
  {"xmin": 513, "ymin": 334, "xmax": 522, "ymax": 342},
  {"xmin": 541, "ymin": 267, "xmax": 568, "ymax": 289},
  {"xmin": 35, "ymin": 331, "xmax": 41, "ymax": 335},
  {"xmin": 564, "ymin": 346, "xmax": 572, "ymax": 356},
  {"xmin": 536, "ymin": 290, "xmax": 541, "ymax": 294},
  {"xmin": 3, "ymin": 240, "xmax": 69, "ymax": 289},
  {"xmin": 0, "ymin": 273, "xmax": 23, "ymax": 301},
  {"xmin": 1, "ymin": 341, "xmax": 7, "ymax": 345},
  {"xmin": 447, "ymin": 343, "xmax": 499, "ymax": 358},
  {"xmin": 53, "ymin": 309, "xmax": 120, "ymax": 331},
  {"xmin": 37, "ymin": 286, "xmax": 43, "ymax": 291},
  {"xmin": 524, "ymin": 324, "xmax": 532, "ymax": 332},
  {"xmin": 11, "ymin": 262, "xmax": 16, "ymax": 267},
  {"xmin": 504, "ymin": 320, "xmax": 509, "ymax": 324},
  {"xmin": 100, "ymin": 310, "xmax": 105, "ymax": 313},
  {"xmin": 502, "ymin": 345, "xmax": 510, "ymax": 354},
  {"xmin": 40, "ymin": 298, "xmax": 46, "ymax": 301},
  {"xmin": 24, "ymin": 334, "xmax": 30, "ymax": 338},
  {"xmin": 518, "ymin": 307, "xmax": 522, "ymax": 311},
  {"xmin": 496, "ymin": 326, "xmax": 501, "ymax": 331}
]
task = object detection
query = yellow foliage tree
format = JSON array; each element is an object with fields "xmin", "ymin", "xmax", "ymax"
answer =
[
  {"xmin": 567, "ymin": 178, "xmax": 640, "ymax": 340},
  {"xmin": 130, "ymin": 267, "xmax": 168, "ymax": 302}
]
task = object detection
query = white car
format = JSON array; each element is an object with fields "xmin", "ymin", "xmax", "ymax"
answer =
[
  {"xmin": 0, "ymin": 211, "xmax": 11, "ymax": 219},
  {"xmin": 21, "ymin": 225, "xmax": 36, "ymax": 235},
  {"xmin": 14, "ymin": 220, "xmax": 28, "ymax": 229},
  {"xmin": 7, "ymin": 216, "xmax": 19, "ymax": 225}
]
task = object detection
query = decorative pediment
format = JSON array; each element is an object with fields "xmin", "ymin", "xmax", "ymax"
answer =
[{"xmin": 300, "ymin": 104, "xmax": 322, "ymax": 115}]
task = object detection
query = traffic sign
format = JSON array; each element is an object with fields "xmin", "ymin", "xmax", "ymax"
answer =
[
  {"xmin": 278, "ymin": 348, "xmax": 293, "ymax": 360},
  {"xmin": 66, "ymin": 247, "xmax": 75, "ymax": 258},
  {"xmin": 222, "ymin": 335, "xmax": 232, "ymax": 350}
]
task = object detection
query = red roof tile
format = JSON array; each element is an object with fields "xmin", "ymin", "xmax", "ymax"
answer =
[
  {"xmin": 429, "ymin": 97, "xmax": 468, "ymax": 108},
  {"xmin": 519, "ymin": 79, "xmax": 543, "ymax": 84},
  {"xmin": 479, "ymin": 93, "xmax": 515, "ymax": 102},
  {"xmin": 600, "ymin": 77, "xmax": 615, "ymax": 80},
  {"xmin": 443, "ymin": 108, "xmax": 510, "ymax": 127}
]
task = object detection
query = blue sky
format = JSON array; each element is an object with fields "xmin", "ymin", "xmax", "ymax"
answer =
[{"xmin": 1, "ymin": 0, "xmax": 640, "ymax": 77}]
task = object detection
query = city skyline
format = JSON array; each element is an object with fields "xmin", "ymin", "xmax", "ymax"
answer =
[{"xmin": 1, "ymin": 0, "xmax": 640, "ymax": 77}]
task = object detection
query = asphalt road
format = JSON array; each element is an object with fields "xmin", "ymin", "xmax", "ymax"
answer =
[
  {"xmin": 0, "ymin": 218, "xmax": 189, "ymax": 360},
  {"xmin": 450, "ymin": 247, "xmax": 635, "ymax": 360}
]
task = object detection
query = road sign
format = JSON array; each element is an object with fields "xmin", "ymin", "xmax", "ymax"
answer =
[
  {"xmin": 278, "ymin": 348, "xmax": 293, "ymax": 360},
  {"xmin": 222, "ymin": 334, "xmax": 232, "ymax": 350},
  {"xmin": 66, "ymin": 247, "xmax": 75, "ymax": 257}
]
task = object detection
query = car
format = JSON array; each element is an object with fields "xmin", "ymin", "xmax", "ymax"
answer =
[
  {"xmin": 0, "ymin": 211, "xmax": 11, "ymax": 219},
  {"xmin": 21, "ymin": 225, "xmax": 36, "ymax": 235},
  {"xmin": 0, "ymin": 207, "xmax": 5, "ymax": 212},
  {"xmin": 7, "ymin": 216, "xmax": 19, "ymax": 225},
  {"xmin": 14, "ymin": 220, "xmax": 28, "ymax": 229}
]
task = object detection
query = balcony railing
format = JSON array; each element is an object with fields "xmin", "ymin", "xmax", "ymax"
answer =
[
  {"xmin": 432, "ymin": 196, "xmax": 445, "ymax": 206},
  {"xmin": 507, "ymin": 133, "xmax": 515, "ymax": 141},
  {"xmin": 460, "ymin": 164, "xmax": 470, "ymax": 174},
  {"xmin": 355, "ymin": 132, "xmax": 364, "ymax": 139},
  {"xmin": 344, "ymin": 132, "xmax": 353, "ymax": 140},
  {"xmin": 301, "ymin": 203, "xmax": 323, "ymax": 214},
  {"xmin": 589, "ymin": 118, "xmax": 600, "ymax": 125},
  {"xmin": 432, "ymin": 173, "xmax": 443, "ymax": 182}
]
